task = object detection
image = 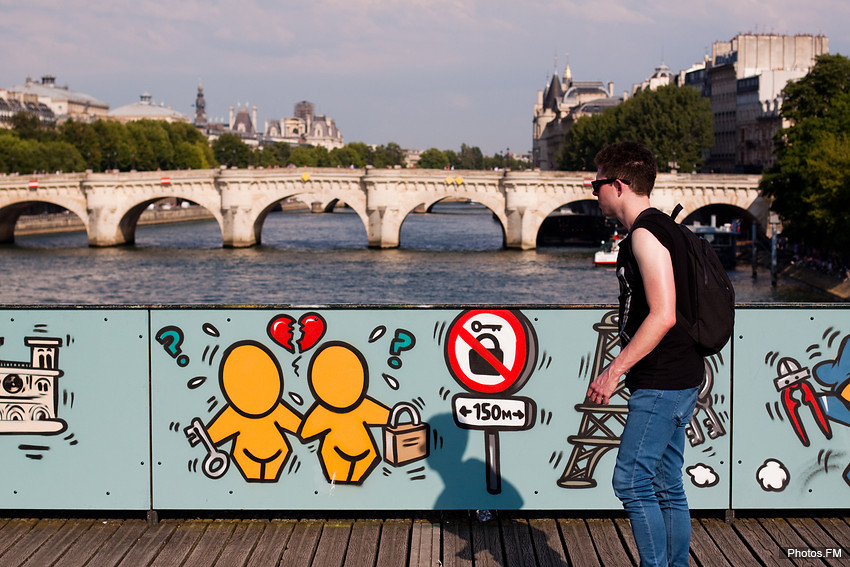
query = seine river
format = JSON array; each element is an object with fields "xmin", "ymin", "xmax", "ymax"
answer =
[{"xmin": 0, "ymin": 204, "xmax": 832, "ymax": 305}]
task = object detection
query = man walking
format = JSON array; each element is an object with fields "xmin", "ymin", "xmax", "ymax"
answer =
[{"xmin": 587, "ymin": 141, "xmax": 702, "ymax": 566}]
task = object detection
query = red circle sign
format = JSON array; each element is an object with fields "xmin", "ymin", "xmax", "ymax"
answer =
[{"xmin": 444, "ymin": 309, "xmax": 537, "ymax": 394}]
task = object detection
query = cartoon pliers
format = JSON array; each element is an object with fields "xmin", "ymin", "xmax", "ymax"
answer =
[{"xmin": 774, "ymin": 357, "xmax": 832, "ymax": 447}]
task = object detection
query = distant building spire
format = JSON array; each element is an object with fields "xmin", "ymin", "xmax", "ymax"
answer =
[{"xmin": 194, "ymin": 83, "xmax": 207, "ymax": 127}]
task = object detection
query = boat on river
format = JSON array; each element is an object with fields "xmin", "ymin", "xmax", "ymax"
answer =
[{"xmin": 593, "ymin": 232, "xmax": 620, "ymax": 266}]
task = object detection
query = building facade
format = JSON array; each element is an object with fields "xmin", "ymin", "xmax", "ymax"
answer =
[
  {"xmin": 3, "ymin": 75, "xmax": 108, "ymax": 123},
  {"xmin": 686, "ymin": 34, "xmax": 829, "ymax": 173},
  {"xmin": 532, "ymin": 62, "xmax": 621, "ymax": 170}
]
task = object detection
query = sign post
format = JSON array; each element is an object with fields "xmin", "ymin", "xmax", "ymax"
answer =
[{"xmin": 444, "ymin": 309, "xmax": 538, "ymax": 494}]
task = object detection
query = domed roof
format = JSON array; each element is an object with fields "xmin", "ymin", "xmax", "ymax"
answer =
[
  {"xmin": 8, "ymin": 75, "xmax": 107, "ymax": 107},
  {"xmin": 108, "ymin": 93, "xmax": 189, "ymax": 122}
]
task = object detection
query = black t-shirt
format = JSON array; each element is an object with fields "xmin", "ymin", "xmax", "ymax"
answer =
[{"xmin": 616, "ymin": 208, "xmax": 704, "ymax": 391}]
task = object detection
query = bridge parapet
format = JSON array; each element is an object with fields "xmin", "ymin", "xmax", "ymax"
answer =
[{"xmin": 0, "ymin": 168, "xmax": 765, "ymax": 248}]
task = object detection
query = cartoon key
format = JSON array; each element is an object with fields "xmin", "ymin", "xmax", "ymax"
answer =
[{"xmin": 184, "ymin": 417, "xmax": 230, "ymax": 479}]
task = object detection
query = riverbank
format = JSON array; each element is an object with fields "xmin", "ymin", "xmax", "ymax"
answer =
[
  {"xmin": 781, "ymin": 263, "xmax": 850, "ymax": 301},
  {"xmin": 14, "ymin": 207, "xmax": 215, "ymax": 236}
]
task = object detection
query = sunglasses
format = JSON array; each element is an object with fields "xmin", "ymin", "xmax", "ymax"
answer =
[{"xmin": 591, "ymin": 178, "xmax": 630, "ymax": 195}]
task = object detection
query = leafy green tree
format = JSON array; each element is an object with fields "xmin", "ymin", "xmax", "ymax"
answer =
[
  {"xmin": 458, "ymin": 144, "xmax": 484, "ymax": 169},
  {"xmin": 60, "ymin": 120, "xmax": 102, "ymax": 170},
  {"xmin": 174, "ymin": 140, "xmax": 209, "ymax": 169},
  {"xmin": 288, "ymin": 145, "xmax": 319, "ymax": 167},
  {"xmin": 372, "ymin": 142, "xmax": 405, "ymax": 168},
  {"xmin": 10, "ymin": 112, "xmax": 56, "ymax": 142},
  {"xmin": 558, "ymin": 84, "xmax": 713, "ymax": 173},
  {"xmin": 416, "ymin": 148, "xmax": 449, "ymax": 169},
  {"xmin": 761, "ymin": 54, "xmax": 850, "ymax": 254},
  {"xmin": 212, "ymin": 133, "xmax": 253, "ymax": 168},
  {"xmin": 92, "ymin": 120, "xmax": 135, "ymax": 171}
]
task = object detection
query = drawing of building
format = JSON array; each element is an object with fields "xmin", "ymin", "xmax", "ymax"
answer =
[{"xmin": 0, "ymin": 337, "xmax": 66, "ymax": 434}]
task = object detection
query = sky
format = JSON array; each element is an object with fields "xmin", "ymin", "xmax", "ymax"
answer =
[{"xmin": 1, "ymin": 1, "xmax": 848, "ymax": 156}]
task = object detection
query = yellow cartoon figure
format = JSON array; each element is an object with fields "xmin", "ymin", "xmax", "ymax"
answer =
[
  {"xmin": 299, "ymin": 341, "xmax": 390, "ymax": 485},
  {"xmin": 190, "ymin": 341, "xmax": 302, "ymax": 483}
]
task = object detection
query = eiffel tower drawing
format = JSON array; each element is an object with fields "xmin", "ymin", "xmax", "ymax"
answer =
[{"xmin": 557, "ymin": 310, "xmax": 629, "ymax": 488}]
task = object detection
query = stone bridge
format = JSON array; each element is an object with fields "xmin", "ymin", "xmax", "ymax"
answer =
[{"xmin": 0, "ymin": 168, "xmax": 767, "ymax": 249}]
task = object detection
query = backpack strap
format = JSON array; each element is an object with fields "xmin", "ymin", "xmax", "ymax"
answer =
[{"xmin": 671, "ymin": 203, "xmax": 684, "ymax": 222}]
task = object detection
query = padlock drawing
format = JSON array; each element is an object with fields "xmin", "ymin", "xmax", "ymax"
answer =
[
  {"xmin": 468, "ymin": 333, "xmax": 504, "ymax": 375},
  {"xmin": 383, "ymin": 402, "xmax": 430, "ymax": 467}
]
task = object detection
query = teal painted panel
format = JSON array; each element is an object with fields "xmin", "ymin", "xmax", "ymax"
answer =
[
  {"xmin": 151, "ymin": 307, "xmax": 730, "ymax": 510},
  {"xmin": 0, "ymin": 309, "xmax": 150, "ymax": 510},
  {"xmin": 732, "ymin": 308, "xmax": 850, "ymax": 509}
]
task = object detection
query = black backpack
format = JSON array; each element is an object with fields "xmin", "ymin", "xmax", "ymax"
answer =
[{"xmin": 670, "ymin": 204, "xmax": 736, "ymax": 356}]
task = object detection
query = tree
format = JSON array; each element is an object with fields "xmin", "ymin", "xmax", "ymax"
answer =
[
  {"xmin": 372, "ymin": 142, "xmax": 405, "ymax": 168},
  {"xmin": 760, "ymin": 54, "xmax": 850, "ymax": 254},
  {"xmin": 558, "ymin": 84, "xmax": 714, "ymax": 173},
  {"xmin": 212, "ymin": 133, "xmax": 253, "ymax": 168},
  {"xmin": 416, "ymin": 148, "xmax": 449, "ymax": 169}
]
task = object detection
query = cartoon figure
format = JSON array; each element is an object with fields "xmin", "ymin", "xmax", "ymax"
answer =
[
  {"xmin": 813, "ymin": 335, "xmax": 850, "ymax": 428},
  {"xmin": 185, "ymin": 341, "xmax": 302, "ymax": 482},
  {"xmin": 299, "ymin": 341, "xmax": 390, "ymax": 485}
]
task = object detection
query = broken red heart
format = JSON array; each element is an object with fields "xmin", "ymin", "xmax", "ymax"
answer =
[
  {"xmin": 297, "ymin": 312, "xmax": 326, "ymax": 352},
  {"xmin": 267, "ymin": 314, "xmax": 296, "ymax": 353}
]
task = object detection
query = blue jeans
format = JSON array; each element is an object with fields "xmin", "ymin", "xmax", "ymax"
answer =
[{"xmin": 613, "ymin": 387, "xmax": 699, "ymax": 567}]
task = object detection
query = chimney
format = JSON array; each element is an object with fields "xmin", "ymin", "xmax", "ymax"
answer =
[
  {"xmin": 608, "ymin": 82, "xmax": 614, "ymax": 96},
  {"xmin": 228, "ymin": 106, "xmax": 234, "ymax": 127},
  {"xmin": 252, "ymin": 106, "xmax": 257, "ymax": 133}
]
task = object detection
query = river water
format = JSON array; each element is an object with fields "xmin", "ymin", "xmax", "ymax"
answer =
[{"xmin": 1, "ymin": 203, "xmax": 832, "ymax": 305}]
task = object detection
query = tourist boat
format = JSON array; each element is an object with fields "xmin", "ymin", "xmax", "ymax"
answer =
[{"xmin": 593, "ymin": 232, "xmax": 620, "ymax": 266}]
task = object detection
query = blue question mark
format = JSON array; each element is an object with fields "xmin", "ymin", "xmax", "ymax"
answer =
[
  {"xmin": 387, "ymin": 329, "xmax": 416, "ymax": 369},
  {"xmin": 156, "ymin": 325, "xmax": 190, "ymax": 367}
]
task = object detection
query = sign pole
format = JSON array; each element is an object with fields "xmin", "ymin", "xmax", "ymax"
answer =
[{"xmin": 485, "ymin": 430, "xmax": 500, "ymax": 495}]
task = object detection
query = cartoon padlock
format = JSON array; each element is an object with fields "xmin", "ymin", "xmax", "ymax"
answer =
[
  {"xmin": 383, "ymin": 402, "xmax": 430, "ymax": 467},
  {"xmin": 468, "ymin": 333, "xmax": 504, "ymax": 375}
]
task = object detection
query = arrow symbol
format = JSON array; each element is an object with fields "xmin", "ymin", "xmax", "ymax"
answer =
[
  {"xmin": 513, "ymin": 410, "xmax": 524, "ymax": 419},
  {"xmin": 459, "ymin": 405, "xmax": 472, "ymax": 417}
]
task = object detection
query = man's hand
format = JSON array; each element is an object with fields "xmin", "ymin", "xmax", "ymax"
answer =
[{"xmin": 587, "ymin": 366, "xmax": 621, "ymax": 405}]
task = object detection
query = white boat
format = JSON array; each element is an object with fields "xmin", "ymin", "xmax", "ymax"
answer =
[{"xmin": 593, "ymin": 233, "xmax": 620, "ymax": 266}]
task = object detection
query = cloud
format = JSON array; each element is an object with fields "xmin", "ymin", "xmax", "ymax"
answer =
[
  {"xmin": 687, "ymin": 463, "xmax": 719, "ymax": 487},
  {"xmin": 757, "ymin": 458, "xmax": 790, "ymax": 492}
]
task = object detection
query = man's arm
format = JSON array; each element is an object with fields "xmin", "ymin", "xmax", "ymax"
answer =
[{"xmin": 587, "ymin": 227, "xmax": 677, "ymax": 404}]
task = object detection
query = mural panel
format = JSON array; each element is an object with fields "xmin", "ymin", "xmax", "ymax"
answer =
[
  {"xmin": 0, "ymin": 309, "xmax": 150, "ymax": 510},
  {"xmin": 732, "ymin": 308, "xmax": 850, "ymax": 508},
  {"xmin": 151, "ymin": 307, "xmax": 732, "ymax": 511}
]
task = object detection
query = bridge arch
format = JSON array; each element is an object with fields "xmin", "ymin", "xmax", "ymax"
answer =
[
  {"xmin": 398, "ymin": 198, "xmax": 506, "ymax": 249},
  {"xmin": 0, "ymin": 196, "xmax": 89, "ymax": 244}
]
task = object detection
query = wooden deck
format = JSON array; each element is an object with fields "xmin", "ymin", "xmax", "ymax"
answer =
[{"xmin": 0, "ymin": 512, "xmax": 846, "ymax": 566}]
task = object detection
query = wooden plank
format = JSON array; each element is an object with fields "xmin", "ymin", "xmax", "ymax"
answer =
[
  {"xmin": 586, "ymin": 518, "xmax": 634, "ymax": 567},
  {"xmin": 182, "ymin": 519, "xmax": 237, "ymax": 567},
  {"xmin": 815, "ymin": 517, "xmax": 850, "ymax": 551},
  {"xmin": 527, "ymin": 518, "xmax": 568, "ymax": 567},
  {"xmin": 115, "ymin": 520, "xmax": 177, "ymax": 567},
  {"xmin": 343, "ymin": 519, "xmax": 381, "ymax": 567},
  {"xmin": 245, "ymin": 519, "xmax": 297, "ymax": 567},
  {"xmin": 756, "ymin": 517, "xmax": 821, "ymax": 567},
  {"xmin": 471, "ymin": 517, "xmax": 503, "ymax": 567},
  {"xmin": 500, "ymin": 517, "xmax": 537, "ymax": 567},
  {"xmin": 613, "ymin": 517, "xmax": 639, "ymax": 565},
  {"xmin": 689, "ymin": 516, "xmax": 731, "ymax": 567},
  {"xmin": 0, "ymin": 518, "xmax": 67, "ymax": 567},
  {"xmin": 213, "ymin": 520, "xmax": 266, "ymax": 567},
  {"xmin": 558, "ymin": 518, "xmax": 601, "ymax": 567},
  {"xmin": 52, "ymin": 518, "xmax": 122, "ymax": 567},
  {"xmin": 409, "ymin": 517, "xmax": 440, "ymax": 567},
  {"xmin": 786, "ymin": 517, "xmax": 846, "ymax": 567},
  {"xmin": 312, "ymin": 519, "xmax": 353, "ymax": 567},
  {"xmin": 279, "ymin": 519, "xmax": 323, "ymax": 567},
  {"xmin": 731, "ymin": 518, "xmax": 795, "ymax": 567},
  {"xmin": 375, "ymin": 519, "xmax": 411, "ymax": 567},
  {"xmin": 148, "ymin": 520, "xmax": 209, "ymax": 567},
  {"xmin": 20, "ymin": 518, "xmax": 95, "ymax": 567},
  {"xmin": 699, "ymin": 518, "xmax": 760, "ymax": 565},
  {"xmin": 442, "ymin": 514, "xmax": 473, "ymax": 567},
  {"xmin": 0, "ymin": 519, "xmax": 37, "ymax": 560},
  {"xmin": 80, "ymin": 519, "xmax": 147, "ymax": 567}
]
